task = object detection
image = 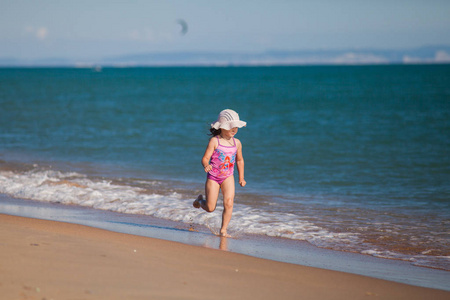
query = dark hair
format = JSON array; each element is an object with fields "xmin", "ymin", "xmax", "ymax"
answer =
[{"xmin": 209, "ymin": 128, "xmax": 221, "ymax": 136}]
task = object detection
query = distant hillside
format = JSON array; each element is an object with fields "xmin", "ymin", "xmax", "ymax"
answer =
[
  {"xmin": 1, "ymin": 46, "xmax": 450, "ymax": 67},
  {"xmin": 101, "ymin": 46, "xmax": 450, "ymax": 66}
]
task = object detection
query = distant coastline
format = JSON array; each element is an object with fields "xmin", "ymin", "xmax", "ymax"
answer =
[{"xmin": 1, "ymin": 45, "xmax": 449, "ymax": 67}]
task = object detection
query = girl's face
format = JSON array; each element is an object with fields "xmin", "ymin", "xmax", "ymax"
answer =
[{"xmin": 221, "ymin": 127, "xmax": 238, "ymax": 138}]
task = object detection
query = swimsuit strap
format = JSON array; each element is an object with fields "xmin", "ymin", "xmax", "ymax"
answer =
[{"xmin": 216, "ymin": 136, "xmax": 236, "ymax": 147}]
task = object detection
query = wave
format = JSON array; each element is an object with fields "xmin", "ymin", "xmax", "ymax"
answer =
[
  {"xmin": 0, "ymin": 162, "xmax": 448, "ymax": 271},
  {"xmin": 0, "ymin": 165, "xmax": 342, "ymax": 241}
]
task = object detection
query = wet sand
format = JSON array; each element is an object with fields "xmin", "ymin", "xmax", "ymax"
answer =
[{"xmin": 1, "ymin": 213, "xmax": 448, "ymax": 300}]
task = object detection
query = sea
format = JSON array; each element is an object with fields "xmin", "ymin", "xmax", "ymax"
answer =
[{"xmin": 0, "ymin": 65, "xmax": 449, "ymax": 272}]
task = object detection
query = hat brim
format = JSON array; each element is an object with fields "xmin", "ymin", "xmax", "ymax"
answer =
[{"xmin": 211, "ymin": 120, "xmax": 247, "ymax": 130}]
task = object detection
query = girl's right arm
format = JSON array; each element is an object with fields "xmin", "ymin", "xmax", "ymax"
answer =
[{"xmin": 201, "ymin": 138, "xmax": 217, "ymax": 173}]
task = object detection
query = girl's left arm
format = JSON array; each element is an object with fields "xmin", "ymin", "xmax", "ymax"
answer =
[{"xmin": 236, "ymin": 139, "xmax": 246, "ymax": 187}]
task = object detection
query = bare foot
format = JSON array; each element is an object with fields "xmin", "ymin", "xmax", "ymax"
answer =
[{"xmin": 193, "ymin": 195, "xmax": 202, "ymax": 208}]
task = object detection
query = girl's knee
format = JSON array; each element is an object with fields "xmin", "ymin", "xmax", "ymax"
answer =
[
  {"xmin": 223, "ymin": 198, "xmax": 234, "ymax": 210},
  {"xmin": 204, "ymin": 202, "xmax": 216, "ymax": 212},
  {"xmin": 204, "ymin": 207, "xmax": 215, "ymax": 213}
]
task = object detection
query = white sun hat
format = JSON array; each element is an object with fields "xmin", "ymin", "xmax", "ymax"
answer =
[{"xmin": 211, "ymin": 109, "xmax": 247, "ymax": 130}]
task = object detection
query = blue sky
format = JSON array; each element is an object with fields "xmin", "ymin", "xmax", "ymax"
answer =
[{"xmin": 1, "ymin": 0, "xmax": 450, "ymax": 60}]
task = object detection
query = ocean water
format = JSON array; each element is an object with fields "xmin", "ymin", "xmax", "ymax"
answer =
[{"xmin": 0, "ymin": 65, "xmax": 449, "ymax": 270}]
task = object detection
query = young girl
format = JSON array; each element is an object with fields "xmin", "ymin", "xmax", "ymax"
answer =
[{"xmin": 193, "ymin": 109, "xmax": 246, "ymax": 237}]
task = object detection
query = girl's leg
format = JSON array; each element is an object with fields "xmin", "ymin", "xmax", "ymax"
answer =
[
  {"xmin": 219, "ymin": 176, "xmax": 235, "ymax": 237},
  {"xmin": 201, "ymin": 179, "xmax": 220, "ymax": 212}
]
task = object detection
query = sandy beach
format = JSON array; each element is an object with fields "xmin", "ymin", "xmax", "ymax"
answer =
[{"xmin": 0, "ymin": 213, "xmax": 448, "ymax": 300}]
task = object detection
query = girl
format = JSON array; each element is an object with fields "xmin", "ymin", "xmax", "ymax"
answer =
[{"xmin": 193, "ymin": 109, "xmax": 247, "ymax": 237}]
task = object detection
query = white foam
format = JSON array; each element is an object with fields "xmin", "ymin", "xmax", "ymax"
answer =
[{"xmin": 0, "ymin": 168, "xmax": 351, "ymax": 244}]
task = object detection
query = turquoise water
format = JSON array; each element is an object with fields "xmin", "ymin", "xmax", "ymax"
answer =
[{"xmin": 0, "ymin": 66, "xmax": 449, "ymax": 270}]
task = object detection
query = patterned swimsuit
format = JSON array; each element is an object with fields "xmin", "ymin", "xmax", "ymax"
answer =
[{"xmin": 207, "ymin": 136, "xmax": 237, "ymax": 185}]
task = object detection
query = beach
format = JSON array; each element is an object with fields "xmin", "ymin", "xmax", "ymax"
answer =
[
  {"xmin": 1, "ymin": 66, "xmax": 449, "ymax": 271},
  {"xmin": 1, "ymin": 66, "xmax": 449, "ymax": 297},
  {"xmin": 1, "ymin": 213, "xmax": 449, "ymax": 300}
]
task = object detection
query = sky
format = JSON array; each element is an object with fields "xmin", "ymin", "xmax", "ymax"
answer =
[{"xmin": 1, "ymin": 0, "xmax": 450, "ymax": 60}]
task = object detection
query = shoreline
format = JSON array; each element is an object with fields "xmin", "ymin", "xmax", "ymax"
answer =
[
  {"xmin": 1, "ymin": 213, "xmax": 449, "ymax": 300},
  {"xmin": 1, "ymin": 158, "xmax": 448, "ymax": 272},
  {"xmin": 1, "ymin": 193, "xmax": 449, "ymax": 293}
]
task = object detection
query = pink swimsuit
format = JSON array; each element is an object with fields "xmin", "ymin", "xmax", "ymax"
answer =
[{"xmin": 207, "ymin": 137, "xmax": 237, "ymax": 185}]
